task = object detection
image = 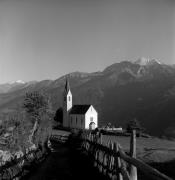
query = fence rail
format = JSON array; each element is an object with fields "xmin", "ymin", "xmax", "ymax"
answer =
[{"xmin": 81, "ymin": 130, "xmax": 173, "ymax": 180}]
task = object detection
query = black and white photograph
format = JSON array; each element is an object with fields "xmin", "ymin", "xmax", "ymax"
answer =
[{"xmin": 0, "ymin": 0, "xmax": 175, "ymax": 179}]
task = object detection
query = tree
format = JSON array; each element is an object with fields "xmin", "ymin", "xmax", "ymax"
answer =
[
  {"xmin": 23, "ymin": 91, "xmax": 53, "ymax": 149},
  {"xmin": 24, "ymin": 91, "xmax": 49, "ymax": 119},
  {"xmin": 106, "ymin": 122, "xmax": 112, "ymax": 129},
  {"xmin": 54, "ymin": 107, "xmax": 63, "ymax": 125},
  {"xmin": 127, "ymin": 118, "xmax": 144, "ymax": 136}
]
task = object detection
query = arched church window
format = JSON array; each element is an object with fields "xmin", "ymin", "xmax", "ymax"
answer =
[
  {"xmin": 90, "ymin": 117, "xmax": 93, "ymax": 122},
  {"xmin": 68, "ymin": 96, "xmax": 71, "ymax": 101}
]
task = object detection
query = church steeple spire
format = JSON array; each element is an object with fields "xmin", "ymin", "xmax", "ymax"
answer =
[
  {"xmin": 64, "ymin": 77, "xmax": 70, "ymax": 94},
  {"xmin": 63, "ymin": 76, "xmax": 72, "ymax": 127}
]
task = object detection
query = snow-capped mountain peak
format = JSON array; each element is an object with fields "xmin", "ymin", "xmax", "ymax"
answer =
[
  {"xmin": 15, "ymin": 80, "xmax": 25, "ymax": 84},
  {"xmin": 135, "ymin": 57, "xmax": 161, "ymax": 66},
  {"xmin": 9, "ymin": 80, "xmax": 25, "ymax": 84}
]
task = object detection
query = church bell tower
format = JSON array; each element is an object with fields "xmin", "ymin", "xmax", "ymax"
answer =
[{"xmin": 63, "ymin": 78, "xmax": 72, "ymax": 127}]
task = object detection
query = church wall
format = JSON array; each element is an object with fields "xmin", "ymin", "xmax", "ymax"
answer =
[
  {"xmin": 85, "ymin": 106, "xmax": 98, "ymax": 129},
  {"xmin": 69, "ymin": 114, "xmax": 85, "ymax": 129}
]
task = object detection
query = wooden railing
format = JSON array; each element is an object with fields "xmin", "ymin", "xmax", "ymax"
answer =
[
  {"xmin": 81, "ymin": 131, "xmax": 173, "ymax": 180},
  {"xmin": 0, "ymin": 148, "xmax": 48, "ymax": 180}
]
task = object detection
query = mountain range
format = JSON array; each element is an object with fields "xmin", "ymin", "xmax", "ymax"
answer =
[{"xmin": 1, "ymin": 58, "xmax": 175, "ymax": 138}]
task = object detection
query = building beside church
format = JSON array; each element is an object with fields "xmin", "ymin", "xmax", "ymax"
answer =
[{"xmin": 62, "ymin": 79, "xmax": 98, "ymax": 130}]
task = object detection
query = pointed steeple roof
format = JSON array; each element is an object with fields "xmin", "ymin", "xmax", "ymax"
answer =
[{"xmin": 64, "ymin": 76, "xmax": 70, "ymax": 93}]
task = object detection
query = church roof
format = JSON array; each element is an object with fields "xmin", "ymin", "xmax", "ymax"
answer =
[{"xmin": 69, "ymin": 105, "xmax": 91, "ymax": 114}]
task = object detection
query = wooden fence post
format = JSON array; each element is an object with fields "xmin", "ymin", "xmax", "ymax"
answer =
[
  {"xmin": 115, "ymin": 143, "xmax": 123, "ymax": 180},
  {"xmin": 110, "ymin": 142, "xmax": 115, "ymax": 179},
  {"xmin": 108, "ymin": 141, "xmax": 113, "ymax": 178},
  {"xmin": 106, "ymin": 140, "xmax": 111, "ymax": 177},
  {"xmin": 130, "ymin": 129, "xmax": 137, "ymax": 180}
]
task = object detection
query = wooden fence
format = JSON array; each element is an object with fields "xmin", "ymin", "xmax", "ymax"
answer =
[
  {"xmin": 0, "ymin": 148, "xmax": 48, "ymax": 180},
  {"xmin": 81, "ymin": 130, "xmax": 173, "ymax": 180}
]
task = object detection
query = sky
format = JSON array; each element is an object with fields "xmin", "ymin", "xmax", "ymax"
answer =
[{"xmin": 0, "ymin": 0, "xmax": 175, "ymax": 83}]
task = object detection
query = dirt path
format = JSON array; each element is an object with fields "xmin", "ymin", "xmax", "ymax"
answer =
[{"xmin": 24, "ymin": 142, "xmax": 109, "ymax": 180}]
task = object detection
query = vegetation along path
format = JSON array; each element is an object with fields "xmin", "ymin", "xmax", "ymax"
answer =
[{"xmin": 22, "ymin": 141, "xmax": 109, "ymax": 180}]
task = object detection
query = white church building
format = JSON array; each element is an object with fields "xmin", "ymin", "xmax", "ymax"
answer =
[{"xmin": 62, "ymin": 79, "xmax": 98, "ymax": 130}]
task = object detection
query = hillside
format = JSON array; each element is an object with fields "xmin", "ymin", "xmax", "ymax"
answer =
[{"xmin": 1, "ymin": 59, "xmax": 175, "ymax": 137}]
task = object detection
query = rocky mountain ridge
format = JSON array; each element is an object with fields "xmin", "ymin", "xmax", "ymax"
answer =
[{"xmin": 1, "ymin": 59, "xmax": 175, "ymax": 137}]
